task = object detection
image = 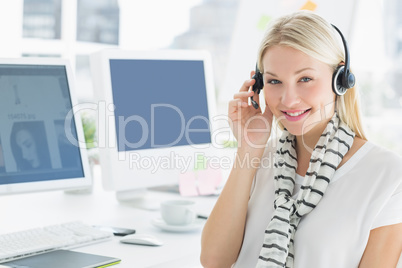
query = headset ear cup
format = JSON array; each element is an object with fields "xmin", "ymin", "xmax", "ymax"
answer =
[
  {"xmin": 332, "ymin": 66, "xmax": 347, "ymax": 96},
  {"xmin": 252, "ymin": 70, "xmax": 264, "ymax": 95},
  {"xmin": 346, "ymin": 72, "xmax": 355, "ymax": 89},
  {"xmin": 254, "ymin": 72, "xmax": 264, "ymax": 94}
]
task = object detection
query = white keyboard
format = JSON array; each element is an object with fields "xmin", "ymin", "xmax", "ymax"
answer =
[{"xmin": 0, "ymin": 221, "xmax": 114, "ymax": 263}]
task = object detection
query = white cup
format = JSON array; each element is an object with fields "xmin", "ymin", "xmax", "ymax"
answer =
[{"xmin": 160, "ymin": 200, "xmax": 196, "ymax": 226}]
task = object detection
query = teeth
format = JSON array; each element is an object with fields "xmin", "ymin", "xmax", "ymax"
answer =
[{"xmin": 286, "ymin": 110, "xmax": 307, "ymax": 117}]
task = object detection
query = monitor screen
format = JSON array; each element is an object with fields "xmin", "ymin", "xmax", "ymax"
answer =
[
  {"xmin": 109, "ymin": 59, "xmax": 211, "ymax": 152},
  {"xmin": 0, "ymin": 58, "xmax": 91, "ymax": 194},
  {"xmin": 91, "ymin": 49, "xmax": 217, "ymax": 194}
]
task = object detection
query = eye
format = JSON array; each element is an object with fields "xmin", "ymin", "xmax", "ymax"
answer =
[
  {"xmin": 300, "ymin": 77, "xmax": 312, "ymax": 82},
  {"xmin": 267, "ymin": 79, "xmax": 281, "ymax": 85}
]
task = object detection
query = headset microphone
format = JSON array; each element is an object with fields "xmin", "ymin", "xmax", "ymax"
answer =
[{"xmin": 250, "ymin": 64, "xmax": 264, "ymax": 109}]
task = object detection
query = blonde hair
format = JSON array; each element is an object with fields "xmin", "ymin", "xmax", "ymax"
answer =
[{"xmin": 257, "ymin": 10, "xmax": 367, "ymax": 140}]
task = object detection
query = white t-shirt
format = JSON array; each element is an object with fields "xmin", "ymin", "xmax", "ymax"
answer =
[{"xmin": 233, "ymin": 141, "xmax": 402, "ymax": 268}]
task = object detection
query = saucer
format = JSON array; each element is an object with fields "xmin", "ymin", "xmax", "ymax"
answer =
[{"xmin": 151, "ymin": 218, "xmax": 204, "ymax": 232}]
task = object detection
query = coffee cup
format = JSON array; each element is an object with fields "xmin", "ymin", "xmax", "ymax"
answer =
[{"xmin": 160, "ymin": 200, "xmax": 196, "ymax": 226}]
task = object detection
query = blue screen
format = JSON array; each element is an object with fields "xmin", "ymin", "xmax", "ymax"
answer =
[
  {"xmin": 0, "ymin": 65, "xmax": 84, "ymax": 185},
  {"xmin": 110, "ymin": 59, "xmax": 212, "ymax": 152}
]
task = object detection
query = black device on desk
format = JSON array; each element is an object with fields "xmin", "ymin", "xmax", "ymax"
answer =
[
  {"xmin": 93, "ymin": 225, "xmax": 136, "ymax": 236},
  {"xmin": 2, "ymin": 250, "xmax": 121, "ymax": 268}
]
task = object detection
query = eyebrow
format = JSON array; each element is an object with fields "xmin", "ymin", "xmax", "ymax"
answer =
[{"xmin": 264, "ymin": 67, "xmax": 315, "ymax": 77}]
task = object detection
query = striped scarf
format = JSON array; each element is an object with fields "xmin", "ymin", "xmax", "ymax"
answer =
[{"xmin": 256, "ymin": 112, "xmax": 355, "ymax": 268}]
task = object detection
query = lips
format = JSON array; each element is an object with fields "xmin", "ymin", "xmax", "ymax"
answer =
[{"xmin": 282, "ymin": 108, "xmax": 311, "ymax": 122}]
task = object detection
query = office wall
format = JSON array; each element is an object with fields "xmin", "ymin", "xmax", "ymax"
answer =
[{"xmin": 0, "ymin": 0, "xmax": 23, "ymax": 57}]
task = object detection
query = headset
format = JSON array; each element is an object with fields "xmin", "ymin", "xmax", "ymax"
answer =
[{"xmin": 250, "ymin": 24, "xmax": 355, "ymax": 109}]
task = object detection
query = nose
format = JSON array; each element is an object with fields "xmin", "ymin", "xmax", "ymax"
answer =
[{"xmin": 281, "ymin": 84, "xmax": 300, "ymax": 108}]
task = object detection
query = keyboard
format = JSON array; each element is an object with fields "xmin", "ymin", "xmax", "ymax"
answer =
[{"xmin": 0, "ymin": 221, "xmax": 114, "ymax": 263}]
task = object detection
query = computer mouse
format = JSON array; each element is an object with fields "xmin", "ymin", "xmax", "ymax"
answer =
[{"xmin": 120, "ymin": 234, "xmax": 164, "ymax": 246}]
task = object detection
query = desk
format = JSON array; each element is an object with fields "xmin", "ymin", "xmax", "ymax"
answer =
[{"xmin": 0, "ymin": 166, "xmax": 218, "ymax": 268}]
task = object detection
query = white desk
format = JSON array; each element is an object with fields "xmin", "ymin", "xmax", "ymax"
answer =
[{"xmin": 0, "ymin": 166, "xmax": 219, "ymax": 268}]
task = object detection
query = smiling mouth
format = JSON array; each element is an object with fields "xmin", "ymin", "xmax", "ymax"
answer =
[{"xmin": 282, "ymin": 108, "xmax": 311, "ymax": 117}]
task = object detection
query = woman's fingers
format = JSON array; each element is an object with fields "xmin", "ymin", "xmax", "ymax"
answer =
[
  {"xmin": 233, "ymin": 90, "xmax": 254, "ymax": 101},
  {"xmin": 229, "ymin": 73, "xmax": 262, "ymax": 121},
  {"xmin": 228, "ymin": 99, "xmax": 248, "ymax": 116},
  {"xmin": 233, "ymin": 76, "xmax": 258, "ymax": 104},
  {"xmin": 239, "ymin": 78, "xmax": 255, "ymax": 92}
]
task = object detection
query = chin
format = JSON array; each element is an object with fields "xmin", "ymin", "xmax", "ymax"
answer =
[
  {"xmin": 282, "ymin": 125, "xmax": 311, "ymax": 137},
  {"xmin": 279, "ymin": 116, "xmax": 328, "ymax": 137}
]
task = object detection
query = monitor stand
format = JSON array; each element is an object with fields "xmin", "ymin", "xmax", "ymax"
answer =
[
  {"xmin": 115, "ymin": 188, "xmax": 162, "ymax": 211},
  {"xmin": 147, "ymin": 184, "xmax": 180, "ymax": 194}
]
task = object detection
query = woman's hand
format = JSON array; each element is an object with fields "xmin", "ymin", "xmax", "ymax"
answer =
[{"xmin": 228, "ymin": 71, "xmax": 273, "ymax": 151}]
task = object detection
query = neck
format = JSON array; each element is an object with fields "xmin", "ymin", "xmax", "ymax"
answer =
[
  {"xmin": 294, "ymin": 115, "xmax": 333, "ymax": 176},
  {"xmin": 295, "ymin": 108, "xmax": 336, "ymax": 155},
  {"xmin": 295, "ymin": 122, "xmax": 325, "ymax": 155}
]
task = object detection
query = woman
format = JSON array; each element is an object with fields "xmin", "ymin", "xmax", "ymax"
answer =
[
  {"xmin": 10, "ymin": 121, "xmax": 52, "ymax": 171},
  {"xmin": 201, "ymin": 11, "xmax": 402, "ymax": 268}
]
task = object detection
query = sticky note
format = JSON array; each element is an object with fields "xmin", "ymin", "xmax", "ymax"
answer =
[
  {"xmin": 197, "ymin": 167, "xmax": 222, "ymax": 195},
  {"xmin": 300, "ymin": 0, "xmax": 317, "ymax": 11},
  {"xmin": 178, "ymin": 172, "xmax": 199, "ymax": 196}
]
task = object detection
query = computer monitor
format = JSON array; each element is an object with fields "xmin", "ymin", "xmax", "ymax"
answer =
[
  {"xmin": 90, "ymin": 49, "xmax": 218, "ymax": 208},
  {"xmin": 0, "ymin": 57, "xmax": 92, "ymax": 195}
]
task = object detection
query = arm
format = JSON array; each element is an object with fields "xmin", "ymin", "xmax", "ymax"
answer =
[
  {"xmin": 200, "ymin": 148, "xmax": 264, "ymax": 268},
  {"xmin": 200, "ymin": 75, "xmax": 273, "ymax": 268},
  {"xmin": 358, "ymin": 223, "xmax": 402, "ymax": 268}
]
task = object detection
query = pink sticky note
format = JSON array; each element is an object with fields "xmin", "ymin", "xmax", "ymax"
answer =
[
  {"xmin": 179, "ymin": 171, "xmax": 199, "ymax": 196},
  {"xmin": 197, "ymin": 167, "xmax": 222, "ymax": 195}
]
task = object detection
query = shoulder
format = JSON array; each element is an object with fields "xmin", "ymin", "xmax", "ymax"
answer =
[
  {"xmin": 363, "ymin": 141, "xmax": 402, "ymax": 167},
  {"xmin": 344, "ymin": 137, "xmax": 402, "ymax": 168},
  {"xmin": 355, "ymin": 141, "xmax": 402, "ymax": 187},
  {"xmin": 363, "ymin": 144, "xmax": 402, "ymax": 230}
]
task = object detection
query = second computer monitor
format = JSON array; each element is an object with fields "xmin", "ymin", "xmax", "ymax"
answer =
[
  {"xmin": 0, "ymin": 57, "xmax": 92, "ymax": 195},
  {"xmin": 90, "ymin": 49, "xmax": 217, "ymax": 200}
]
